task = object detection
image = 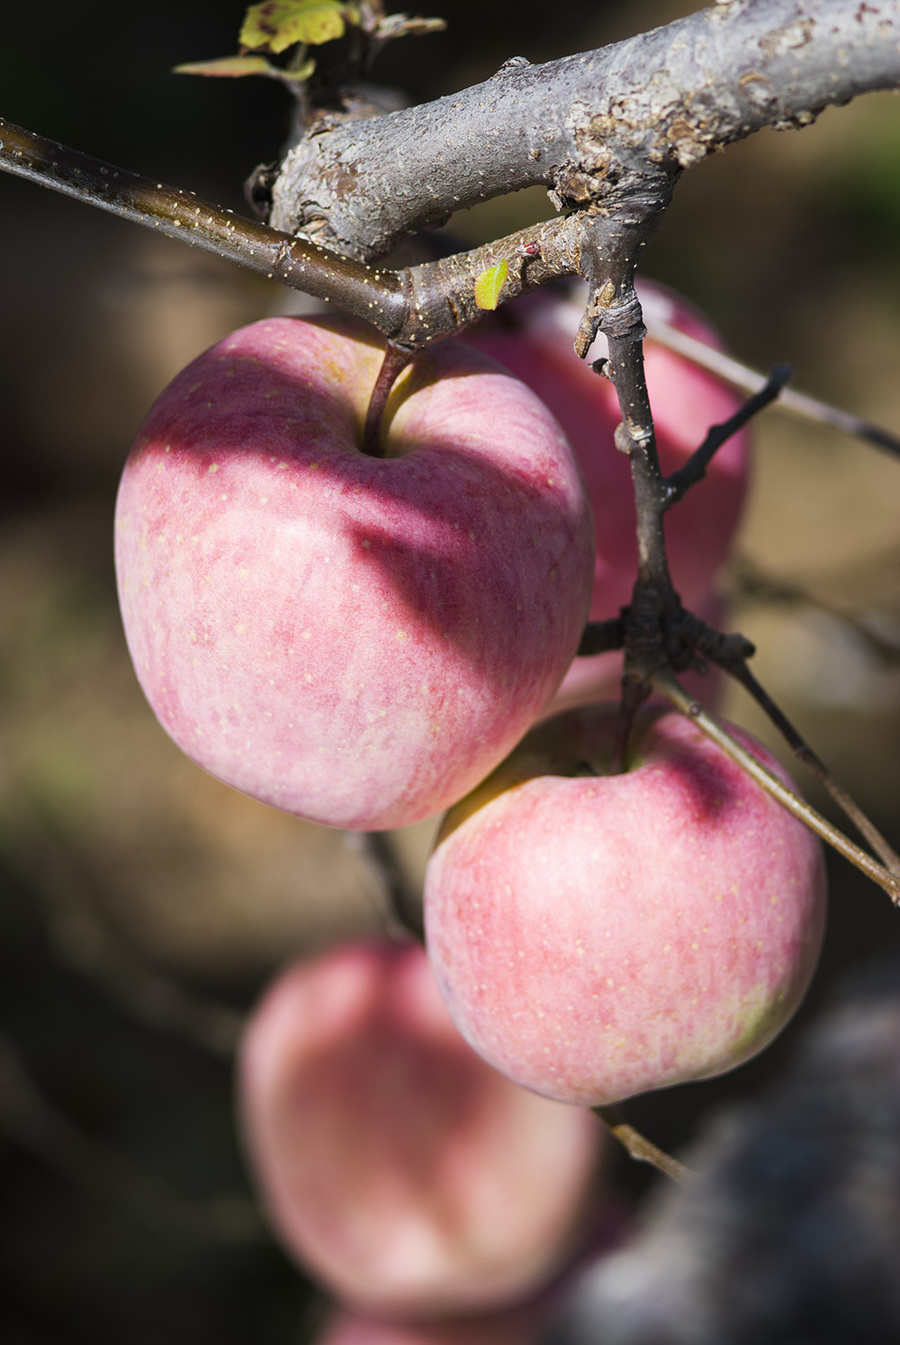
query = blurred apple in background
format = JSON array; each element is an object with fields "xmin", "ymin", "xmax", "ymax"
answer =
[
  {"xmin": 425, "ymin": 705, "xmax": 826, "ymax": 1107},
  {"xmin": 115, "ymin": 315, "xmax": 594, "ymax": 831},
  {"xmin": 239, "ymin": 941, "xmax": 603, "ymax": 1319}
]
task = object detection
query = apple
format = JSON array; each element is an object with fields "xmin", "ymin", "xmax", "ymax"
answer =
[
  {"xmin": 238, "ymin": 940, "xmax": 603, "ymax": 1319},
  {"xmin": 114, "ymin": 315, "xmax": 594, "ymax": 831},
  {"xmin": 464, "ymin": 279, "xmax": 750, "ymax": 623},
  {"xmin": 424, "ymin": 706, "xmax": 827, "ymax": 1107}
]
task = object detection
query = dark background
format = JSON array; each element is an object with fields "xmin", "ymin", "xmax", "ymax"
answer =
[{"xmin": 2, "ymin": 2, "xmax": 900, "ymax": 1340}]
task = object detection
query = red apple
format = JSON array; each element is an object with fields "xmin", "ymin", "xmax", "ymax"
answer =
[
  {"xmin": 114, "ymin": 316, "xmax": 594, "ymax": 831},
  {"xmin": 464, "ymin": 279, "xmax": 749, "ymax": 624},
  {"xmin": 424, "ymin": 706, "xmax": 826, "ymax": 1107},
  {"xmin": 238, "ymin": 941, "xmax": 602, "ymax": 1318}
]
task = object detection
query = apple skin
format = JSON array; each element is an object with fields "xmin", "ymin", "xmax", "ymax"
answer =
[
  {"xmin": 464, "ymin": 280, "xmax": 750, "ymax": 624},
  {"xmin": 424, "ymin": 707, "xmax": 827, "ymax": 1107},
  {"xmin": 238, "ymin": 941, "xmax": 602, "ymax": 1319},
  {"xmin": 114, "ymin": 315, "xmax": 594, "ymax": 831}
]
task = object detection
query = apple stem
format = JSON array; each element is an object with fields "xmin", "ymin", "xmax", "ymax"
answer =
[
  {"xmin": 362, "ymin": 342, "xmax": 414, "ymax": 457},
  {"xmin": 655, "ymin": 671, "xmax": 900, "ymax": 905},
  {"xmin": 594, "ymin": 1104, "xmax": 692, "ymax": 1185},
  {"xmin": 611, "ymin": 675, "xmax": 651, "ymax": 775}
]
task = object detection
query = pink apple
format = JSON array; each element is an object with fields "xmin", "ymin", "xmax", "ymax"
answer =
[
  {"xmin": 424, "ymin": 706, "xmax": 826, "ymax": 1107},
  {"xmin": 464, "ymin": 279, "xmax": 750, "ymax": 623},
  {"xmin": 238, "ymin": 941, "xmax": 602, "ymax": 1318},
  {"xmin": 114, "ymin": 316, "xmax": 594, "ymax": 830}
]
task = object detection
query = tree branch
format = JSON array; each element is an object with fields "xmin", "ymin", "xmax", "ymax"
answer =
[
  {"xmin": 0, "ymin": 115, "xmax": 596, "ymax": 348},
  {"xmin": 269, "ymin": 0, "xmax": 900, "ymax": 261}
]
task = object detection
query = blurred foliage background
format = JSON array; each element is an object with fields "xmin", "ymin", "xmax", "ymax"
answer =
[{"xmin": 2, "ymin": 1, "xmax": 900, "ymax": 1340}]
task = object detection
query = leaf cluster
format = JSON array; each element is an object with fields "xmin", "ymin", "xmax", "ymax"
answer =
[{"xmin": 174, "ymin": 0, "xmax": 444, "ymax": 93}]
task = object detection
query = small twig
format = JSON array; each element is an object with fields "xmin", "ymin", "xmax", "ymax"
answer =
[
  {"xmin": 664, "ymin": 363, "xmax": 793, "ymax": 508},
  {"xmin": 362, "ymin": 341, "xmax": 414, "ymax": 456},
  {"xmin": 594, "ymin": 1104, "xmax": 692, "ymax": 1185},
  {"xmin": 644, "ymin": 316, "xmax": 900, "ymax": 460},
  {"xmin": 577, "ymin": 615, "xmax": 626, "ymax": 657},
  {"xmin": 0, "ymin": 116, "xmax": 409, "ymax": 332},
  {"xmin": 728, "ymin": 660, "xmax": 900, "ymax": 877},
  {"xmin": 656, "ymin": 670, "xmax": 900, "ymax": 904},
  {"xmin": 0, "ymin": 115, "xmax": 589, "ymax": 349}
]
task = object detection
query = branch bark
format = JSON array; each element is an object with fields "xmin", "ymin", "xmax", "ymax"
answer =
[{"xmin": 270, "ymin": 0, "xmax": 900, "ymax": 261}]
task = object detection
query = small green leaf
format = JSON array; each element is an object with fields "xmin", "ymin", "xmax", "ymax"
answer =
[
  {"xmin": 240, "ymin": 0, "xmax": 356, "ymax": 53},
  {"xmin": 174, "ymin": 55, "xmax": 278, "ymax": 78},
  {"xmin": 474, "ymin": 260, "xmax": 509, "ymax": 311}
]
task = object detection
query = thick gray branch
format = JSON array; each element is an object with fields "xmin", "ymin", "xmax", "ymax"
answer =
[{"xmin": 271, "ymin": 0, "xmax": 900, "ymax": 260}]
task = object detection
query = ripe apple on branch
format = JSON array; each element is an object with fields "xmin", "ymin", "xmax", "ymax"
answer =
[{"xmin": 114, "ymin": 313, "xmax": 594, "ymax": 830}]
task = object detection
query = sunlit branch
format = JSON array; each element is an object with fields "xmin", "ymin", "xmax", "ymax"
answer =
[
  {"xmin": 0, "ymin": 115, "xmax": 592, "ymax": 349},
  {"xmin": 645, "ymin": 317, "xmax": 900, "ymax": 460}
]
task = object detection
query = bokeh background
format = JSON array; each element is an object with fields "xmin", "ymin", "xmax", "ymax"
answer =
[{"xmin": 2, "ymin": 1, "xmax": 900, "ymax": 1340}]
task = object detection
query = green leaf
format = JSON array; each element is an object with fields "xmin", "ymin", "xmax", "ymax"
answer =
[
  {"xmin": 474, "ymin": 260, "xmax": 509, "ymax": 311},
  {"xmin": 173, "ymin": 55, "xmax": 279, "ymax": 78},
  {"xmin": 240, "ymin": 0, "xmax": 356, "ymax": 53}
]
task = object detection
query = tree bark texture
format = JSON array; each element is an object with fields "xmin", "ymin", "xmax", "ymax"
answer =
[{"xmin": 270, "ymin": 0, "xmax": 900, "ymax": 262}]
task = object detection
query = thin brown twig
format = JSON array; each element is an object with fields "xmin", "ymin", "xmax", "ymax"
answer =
[
  {"xmin": 645, "ymin": 317, "xmax": 900, "ymax": 460},
  {"xmin": 664, "ymin": 363, "xmax": 793, "ymax": 507},
  {"xmin": 656, "ymin": 670, "xmax": 900, "ymax": 904},
  {"xmin": 728, "ymin": 660, "xmax": 900, "ymax": 877},
  {"xmin": 594, "ymin": 1104, "xmax": 692, "ymax": 1185},
  {"xmin": 343, "ymin": 831, "xmax": 425, "ymax": 941}
]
